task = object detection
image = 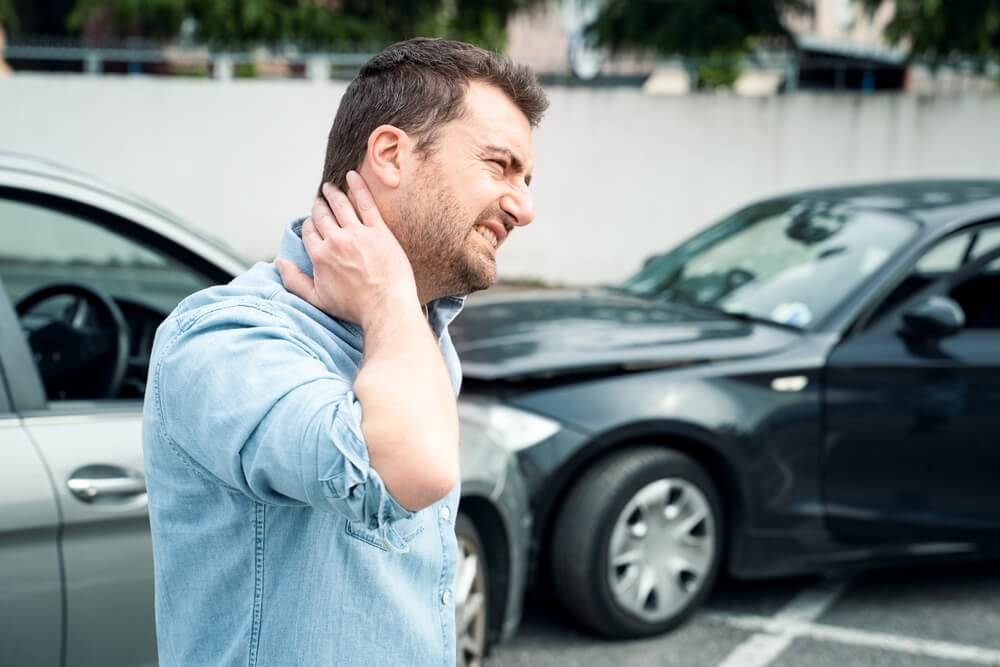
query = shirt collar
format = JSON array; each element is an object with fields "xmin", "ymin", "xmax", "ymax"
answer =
[{"xmin": 277, "ymin": 219, "xmax": 465, "ymax": 339}]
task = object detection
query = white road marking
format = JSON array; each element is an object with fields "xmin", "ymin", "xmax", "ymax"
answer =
[
  {"xmin": 715, "ymin": 576, "xmax": 850, "ymax": 667},
  {"xmin": 706, "ymin": 612, "xmax": 1000, "ymax": 665},
  {"xmin": 715, "ymin": 632, "xmax": 792, "ymax": 667}
]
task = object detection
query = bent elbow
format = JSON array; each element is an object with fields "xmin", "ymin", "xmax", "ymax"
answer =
[
  {"xmin": 392, "ymin": 461, "xmax": 458, "ymax": 513},
  {"xmin": 428, "ymin": 465, "xmax": 459, "ymax": 504}
]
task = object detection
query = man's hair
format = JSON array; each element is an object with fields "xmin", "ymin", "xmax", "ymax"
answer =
[{"xmin": 320, "ymin": 37, "xmax": 548, "ymax": 191}]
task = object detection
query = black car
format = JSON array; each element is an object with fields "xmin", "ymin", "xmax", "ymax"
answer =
[{"xmin": 451, "ymin": 181, "xmax": 1000, "ymax": 639}]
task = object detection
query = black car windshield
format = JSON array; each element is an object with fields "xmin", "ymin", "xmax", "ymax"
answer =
[{"xmin": 619, "ymin": 199, "xmax": 918, "ymax": 328}]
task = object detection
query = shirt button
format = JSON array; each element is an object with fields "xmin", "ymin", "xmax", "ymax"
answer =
[
  {"xmin": 439, "ymin": 506, "xmax": 451, "ymax": 522},
  {"xmin": 441, "ymin": 590, "xmax": 452, "ymax": 607}
]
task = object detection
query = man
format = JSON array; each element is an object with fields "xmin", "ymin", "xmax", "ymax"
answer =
[{"xmin": 142, "ymin": 38, "xmax": 547, "ymax": 666}]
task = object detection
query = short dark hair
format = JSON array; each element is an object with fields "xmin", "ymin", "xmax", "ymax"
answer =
[{"xmin": 320, "ymin": 37, "xmax": 548, "ymax": 191}]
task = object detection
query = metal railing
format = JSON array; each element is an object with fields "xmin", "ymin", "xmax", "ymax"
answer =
[
  {"xmin": 2, "ymin": 36, "xmax": 377, "ymax": 79},
  {"xmin": 2, "ymin": 36, "xmax": 997, "ymax": 93}
]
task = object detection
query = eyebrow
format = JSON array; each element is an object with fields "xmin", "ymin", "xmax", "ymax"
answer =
[{"xmin": 484, "ymin": 145, "xmax": 532, "ymax": 186}]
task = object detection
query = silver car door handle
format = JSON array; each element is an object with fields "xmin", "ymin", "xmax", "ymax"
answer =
[{"xmin": 67, "ymin": 476, "xmax": 146, "ymax": 501}]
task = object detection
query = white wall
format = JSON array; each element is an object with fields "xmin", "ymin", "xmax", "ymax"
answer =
[{"xmin": 3, "ymin": 74, "xmax": 1000, "ymax": 285}]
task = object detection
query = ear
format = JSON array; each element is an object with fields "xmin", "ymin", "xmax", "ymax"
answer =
[{"xmin": 365, "ymin": 125, "xmax": 412, "ymax": 190}]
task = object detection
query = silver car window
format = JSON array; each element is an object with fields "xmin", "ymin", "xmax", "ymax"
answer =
[{"xmin": 0, "ymin": 196, "xmax": 214, "ymax": 402}]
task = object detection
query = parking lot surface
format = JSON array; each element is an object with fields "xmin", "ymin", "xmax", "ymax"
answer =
[{"xmin": 489, "ymin": 561, "xmax": 1000, "ymax": 666}]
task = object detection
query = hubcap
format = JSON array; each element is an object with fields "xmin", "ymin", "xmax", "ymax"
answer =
[
  {"xmin": 456, "ymin": 534, "xmax": 487, "ymax": 667},
  {"xmin": 607, "ymin": 477, "xmax": 715, "ymax": 623}
]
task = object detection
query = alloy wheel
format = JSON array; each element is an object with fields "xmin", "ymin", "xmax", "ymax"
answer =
[{"xmin": 456, "ymin": 526, "xmax": 488, "ymax": 667}]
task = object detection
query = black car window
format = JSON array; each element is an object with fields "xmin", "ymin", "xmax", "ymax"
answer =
[
  {"xmin": 867, "ymin": 222, "xmax": 1000, "ymax": 331},
  {"xmin": 914, "ymin": 233, "xmax": 971, "ymax": 275},
  {"xmin": 947, "ymin": 247, "xmax": 1000, "ymax": 331},
  {"xmin": 969, "ymin": 226, "xmax": 1000, "ymax": 262},
  {"xmin": 0, "ymin": 196, "xmax": 215, "ymax": 401},
  {"xmin": 620, "ymin": 200, "xmax": 917, "ymax": 329}
]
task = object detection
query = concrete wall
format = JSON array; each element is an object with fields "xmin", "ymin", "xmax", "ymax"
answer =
[{"xmin": 3, "ymin": 74, "xmax": 1000, "ymax": 285}]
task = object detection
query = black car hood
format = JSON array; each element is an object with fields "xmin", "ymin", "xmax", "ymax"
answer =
[{"xmin": 451, "ymin": 289, "xmax": 800, "ymax": 381}]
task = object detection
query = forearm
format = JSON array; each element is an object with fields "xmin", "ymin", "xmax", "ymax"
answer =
[{"xmin": 354, "ymin": 297, "xmax": 459, "ymax": 512}]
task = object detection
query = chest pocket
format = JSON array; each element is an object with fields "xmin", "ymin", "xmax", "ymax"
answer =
[{"xmin": 346, "ymin": 514, "xmax": 425, "ymax": 553}]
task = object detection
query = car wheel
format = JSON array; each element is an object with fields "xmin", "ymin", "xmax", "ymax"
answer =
[
  {"xmin": 551, "ymin": 447, "xmax": 723, "ymax": 638},
  {"xmin": 455, "ymin": 512, "xmax": 489, "ymax": 667}
]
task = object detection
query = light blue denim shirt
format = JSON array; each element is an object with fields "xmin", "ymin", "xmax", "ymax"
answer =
[{"xmin": 142, "ymin": 219, "xmax": 465, "ymax": 666}]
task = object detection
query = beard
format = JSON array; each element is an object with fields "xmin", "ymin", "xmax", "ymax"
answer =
[{"xmin": 394, "ymin": 165, "xmax": 500, "ymax": 300}]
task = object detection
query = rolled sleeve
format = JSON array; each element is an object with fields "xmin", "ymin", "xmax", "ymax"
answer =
[
  {"xmin": 153, "ymin": 302, "xmax": 414, "ymax": 541},
  {"xmin": 320, "ymin": 393, "xmax": 415, "ymax": 548}
]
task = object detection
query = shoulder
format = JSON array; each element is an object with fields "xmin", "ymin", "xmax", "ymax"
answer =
[
  {"xmin": 148, "ymin": 294, "xmax": 342, "ymax": 433},
  {"xmin": 176, "ymin": 296, "xmax": 289, "ymax": 334},
  {"xmin": 153, "ymin": 292, "xmax": 321, "ymax": 381}
]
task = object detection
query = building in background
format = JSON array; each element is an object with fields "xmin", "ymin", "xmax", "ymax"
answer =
[
  {"xmin": 1, "ymin": 0, "xmax": 995, "ymax": 94},
  {"xmin": 506, "ymin": 0, "xmax": 654, "ymax": 84},
  {"xmin": 507, "ymin": 0, "xmax": 995, "ymax": 95}
]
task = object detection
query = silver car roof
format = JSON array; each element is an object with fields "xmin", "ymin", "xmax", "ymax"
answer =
[{"xmin": 0, "ymin": 151, "xmax": 249, "ymax": 277}]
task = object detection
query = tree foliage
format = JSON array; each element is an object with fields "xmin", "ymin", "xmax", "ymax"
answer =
[
  {"xmin": 66, "ymin": 0, "xmax": 543, "ymax": 50},
  {"xmin": 0, "ymin": 0, "xmax": 20, "ymax": 33},
  {"xmin": 587, "ymin": 0, "xmax": 811, "ymax": 57},
  {"xmin": 860, "ymin": 0, "xmax": 1000, "ymax": 65}
]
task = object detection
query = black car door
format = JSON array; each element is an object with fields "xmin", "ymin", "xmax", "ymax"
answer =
[{"xmin": 823, "ymin": 222, "xmax": 1000, "ymax": 544}]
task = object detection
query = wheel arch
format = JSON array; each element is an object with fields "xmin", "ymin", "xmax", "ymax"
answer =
[
  {"xmin": 458, "ymin": 494, "xmax": 513, "ymax": 648},
  {"xmin": 532, "ymin": 420, "xmax": 747, "ymax": 588}
]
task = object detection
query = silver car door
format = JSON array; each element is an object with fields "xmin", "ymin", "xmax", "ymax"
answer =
[
  {"xmin": 0, "ymin": 418, "xmax": 63, "ymax": 667},
  {"xmin": 21, "ymin": 404, "xmax": 155, "ymax": 667},
  {"xmin": 0, "ymin": 284, "xmax": 63, "ymax": 667},
  {"xmin": 1, "ymin": 266, "xmax": 153, "ymax": 666},
  {"xmin": 0, "ymin": 192, "xmax": 218, "ymax": 667}
]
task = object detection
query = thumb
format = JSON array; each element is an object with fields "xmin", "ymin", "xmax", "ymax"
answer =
[{"xmin": 275, "ymin": 258, "xmax": 316, "ymax": 302}]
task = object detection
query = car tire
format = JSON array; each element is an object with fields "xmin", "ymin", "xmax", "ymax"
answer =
[
  {"xmin": 551, "ymin": 447, "xmax": 723, "ymax": 638},
  {"xmin": 455, "ymin": 512, "xmax": 489, "ymax": 667}
]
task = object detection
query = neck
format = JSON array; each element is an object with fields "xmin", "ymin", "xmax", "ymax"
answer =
[{"xmin": 414, "ymin": 271, "xmax": 449, "ymax": 306}]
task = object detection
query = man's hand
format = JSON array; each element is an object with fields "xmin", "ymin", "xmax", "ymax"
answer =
[
  {"xmin": 276, "ymin": 170, "xmax": 458, "ymax": 512},
  {"xmin": 276, "ymin": 171, "xmax": 419, "ymax": 330}
]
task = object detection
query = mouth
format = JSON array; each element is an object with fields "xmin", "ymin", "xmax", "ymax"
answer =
[{"xmin": 472, "ymin": 221, "xmax": 509, "ymax": 250}]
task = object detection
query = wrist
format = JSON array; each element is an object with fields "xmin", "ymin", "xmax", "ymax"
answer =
[{"xmin": 361, "ymin": 286, "xmax": 422, "ymax": 333}]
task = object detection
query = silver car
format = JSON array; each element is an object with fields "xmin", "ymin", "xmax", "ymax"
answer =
[{"xmin": 0, "ymin": 152, "xmax": 530, "ymax": 667}]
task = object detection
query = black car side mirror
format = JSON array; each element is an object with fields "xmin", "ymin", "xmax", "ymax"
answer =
[{"xmin": 900, "ymin": 296, "xmax": 965, "ymax": 339}]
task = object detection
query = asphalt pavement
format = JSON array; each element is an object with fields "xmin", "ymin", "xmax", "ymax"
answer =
[{"xmin": 488, "ymin": 560, "xmax": 1000, "ymax": 667}]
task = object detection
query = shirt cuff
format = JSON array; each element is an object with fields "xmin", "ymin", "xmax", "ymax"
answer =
[{"xmin": 317, "ymin": 393, "xmax": 415, "ymax": 549}]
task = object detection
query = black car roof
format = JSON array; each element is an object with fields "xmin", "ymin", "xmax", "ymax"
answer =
[{"xmin": 763, "ymin": 180, "xmax": 1000, "ymax": 230}]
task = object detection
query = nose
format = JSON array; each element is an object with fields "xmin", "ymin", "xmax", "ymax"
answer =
[{"xmin": 500, "ymin": 186, "xmax": 535, "ymax": 227}]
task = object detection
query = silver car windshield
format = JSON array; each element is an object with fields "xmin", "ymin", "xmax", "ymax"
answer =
[{"xmin": 620, "ymin": 200, "xmax": 919, "ymax": 329}]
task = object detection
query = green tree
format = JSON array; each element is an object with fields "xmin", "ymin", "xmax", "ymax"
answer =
[
  {"xmin": 860, "ymin": 0, "xmax": 1000, "ymax": 66},
  {"xmin": 69, "ymin": 0, "xmax": 186, "ymax": 39},
  {"xmin": 0, "ymin": 0, "xmax": 20, "ymax": 33},
  {"xmin": 67, "ymin": 0, "xmax": 544, "ymax": 50},
  {"xmin": 586, "ymin": 0, "xmax": 810, "ymax": 90},
  {"xmin": 445, "ymin": 0, "xmax": 539, "ymax": 51},
  {"xmin": 588, "ymin": 0, "xmax": 810, "ymax": 58}
]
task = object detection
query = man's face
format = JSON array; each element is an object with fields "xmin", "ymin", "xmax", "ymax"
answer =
[{"xmin": 395, "ymin": 81, "xmax": 536, "ymax": 298}]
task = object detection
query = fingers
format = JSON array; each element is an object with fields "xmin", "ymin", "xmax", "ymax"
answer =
[
  {"xmin": 322, "ymin": 182, "xmax": 362, "ymax": 228},
  {"xmin": 275, "ymin": 258, "xmax": 317, "ymax": 303},
  {"xmin": 300, "ymin": 217, "xmax": 322, "ymax": 251},
  {"xmin": 301, "ymin": 217, "xmax": 335, "ymax": 263},
  {"xmin": 311, "ymin": 195, "xmax": 340, "ymax": 239},
  {"xmin": 345, "ymin": 171, "xmax": 384, "ymax": 227}
]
